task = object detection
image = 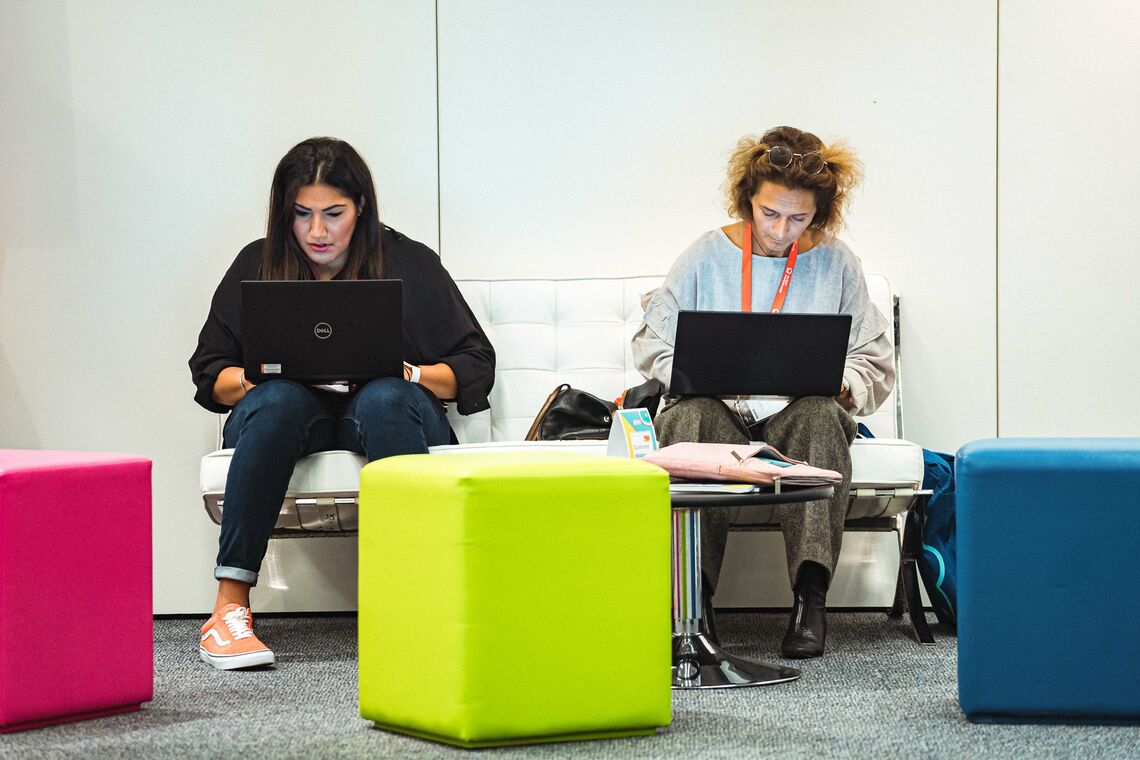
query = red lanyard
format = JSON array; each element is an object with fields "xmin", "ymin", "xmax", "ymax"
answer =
[{"xmin": 741, "ymin": 222, "xmax": 799, "ymax": 313}]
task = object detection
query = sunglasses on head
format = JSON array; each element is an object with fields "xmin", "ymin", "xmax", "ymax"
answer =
[{"xmin": 765, "ymin": 145, "xmax": 826, "ymax": 175}]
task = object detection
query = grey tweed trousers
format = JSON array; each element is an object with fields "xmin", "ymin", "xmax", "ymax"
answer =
[{"xmin": 655, "ymin": 396, "xmax": 856, "ymax": 591}]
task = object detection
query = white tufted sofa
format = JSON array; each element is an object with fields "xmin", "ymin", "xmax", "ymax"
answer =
[
  {"xmin": 202, "ymin": 273, "xmax": 923, "ymax": 528},
  {"xmin": 200, "ymin": 274, "xmax": 930, "ymax": 637}
]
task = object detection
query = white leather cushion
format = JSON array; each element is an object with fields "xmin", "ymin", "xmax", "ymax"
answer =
[
  {"xmin": 849, "ymin": 437, "xmax": 923, "ymax": 489},
  {"xmin": 450, "ymin": 277, "xmax": 665, "ymax": 445},
  {"xmin": 200, "ymin": 443, "xmax": 609, "ymax": 496},
  {"xmin": 428, "ymin": 440, "xmax": 608, "ymax": 456},
  {"xmin": 202, "ymin": 437, "xmax": 921, "ymax": 496},
  {"xmin": 200, "ymin": 449, "xmax": 366, "ymax": 495}
]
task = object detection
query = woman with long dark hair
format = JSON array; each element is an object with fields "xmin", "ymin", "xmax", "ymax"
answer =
[{"xmin": 189, "ymin": 137, "xmax": 494, "ymax": 670}]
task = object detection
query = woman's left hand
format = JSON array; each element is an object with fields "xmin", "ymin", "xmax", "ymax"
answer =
[{"xmin": 404, "ymin": 361, "xmax": 458, "ymax": 400}]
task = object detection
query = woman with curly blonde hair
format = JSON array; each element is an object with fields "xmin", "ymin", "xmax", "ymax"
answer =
[{"xmin": 632, "ymin": 125, "xmax": 894, "ymax": 658}]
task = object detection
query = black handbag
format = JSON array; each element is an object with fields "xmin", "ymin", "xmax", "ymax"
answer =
[
  {"xmin": 617, "ymin": 378, "xmax": 664, "ymax": 419},
  {"xmin": 525, "ymin": 383, "xmax": 616, "ymax": 441}
]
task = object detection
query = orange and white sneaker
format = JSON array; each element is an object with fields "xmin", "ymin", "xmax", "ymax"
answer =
[{"xmin": 199, "ymin": 604, "xmax": 275, "ymax": 670}]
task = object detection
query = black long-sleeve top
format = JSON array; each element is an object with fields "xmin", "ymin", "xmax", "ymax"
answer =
[{"xmin": 189, "ymin": 226, "xmax": 495, "ymax": 416}]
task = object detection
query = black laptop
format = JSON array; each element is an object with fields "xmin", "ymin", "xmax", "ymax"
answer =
[
  {"xmin": 241, "ymin": 280, "xmax": 403, "ymax": 384},
  {"xmin": 669, "ymin": 311, "xmax": 851, "ymax": 397}
]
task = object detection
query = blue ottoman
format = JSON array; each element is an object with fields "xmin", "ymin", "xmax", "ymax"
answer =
[{"xmin": 957, "ymin": 438, "xmax": 1140, "ymax": 722}]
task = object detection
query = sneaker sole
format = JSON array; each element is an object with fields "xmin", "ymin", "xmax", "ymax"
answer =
[{"xmin": 199, "ymin": 646, "xmax": 275, "ymax": 670}]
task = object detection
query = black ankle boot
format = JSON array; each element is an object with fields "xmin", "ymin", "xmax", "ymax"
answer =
[{"xmin": 781, "ymin": 562, "xmax": 829, "ymax": 659}]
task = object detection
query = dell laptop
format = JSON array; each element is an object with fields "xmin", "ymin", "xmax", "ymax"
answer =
[
  {"xmin": 241, "ymin": 280, "xmax": 403, "ymax": 384},
  {"xmin": 669, "ymin": 311, "xmax": 852, "ymax": 397}
]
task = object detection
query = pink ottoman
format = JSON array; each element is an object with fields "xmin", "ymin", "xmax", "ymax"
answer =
[{"xmin": 0, "ymin": 450, "xmax": 152, "ymax": 733}]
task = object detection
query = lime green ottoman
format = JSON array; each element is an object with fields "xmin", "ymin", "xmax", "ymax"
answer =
[{"xmin": 358, "ymin": 451, "xmax": 671, "ymax": 748}]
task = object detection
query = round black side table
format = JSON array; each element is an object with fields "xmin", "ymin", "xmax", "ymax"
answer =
[{"xmin": 670, "ymin": 483, "xmax": 835, "ymax": 689}]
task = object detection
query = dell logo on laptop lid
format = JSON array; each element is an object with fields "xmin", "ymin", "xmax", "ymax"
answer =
[{"xmin": 314, "ymin": 322, "xmax": 332, "ymax": 339}]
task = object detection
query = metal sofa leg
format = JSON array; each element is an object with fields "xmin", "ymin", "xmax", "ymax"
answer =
[{"xmin": 898, "ymin": 505, "xmax": 935, "ymax": 644}]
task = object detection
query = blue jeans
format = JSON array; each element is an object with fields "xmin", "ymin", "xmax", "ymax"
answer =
[{"xmin": 215, "ymin": 377, "xmax": 453, "ymax": 585}]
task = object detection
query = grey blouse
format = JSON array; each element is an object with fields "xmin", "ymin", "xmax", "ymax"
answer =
[{"xmin": 631, "ymin": 229, "xmax": 894, "ymax": 417}]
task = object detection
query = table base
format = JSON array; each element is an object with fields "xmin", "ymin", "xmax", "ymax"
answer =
[{"xmin": 672, "ymin": 631, "xmax": 800, "ymax": 689}]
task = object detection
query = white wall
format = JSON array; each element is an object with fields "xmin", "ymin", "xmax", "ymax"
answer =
[
  {"xmin": 0, "ymin": 0, "xmax": 438, "ymax": 614},
  {"xmin": 438, "ymin": 0, "xmax": 997, "ymax": 455},
  {"xmin": 997, "ymin": 1, "xmax": 1140, "ymax": 436},
  {"xmin": 4, "ymin": 1, "xmax": 1133, "ymax": 614}
]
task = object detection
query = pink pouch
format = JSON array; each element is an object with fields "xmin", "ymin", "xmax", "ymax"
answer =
[{"xmin": 642, "ymin": 442, "xmax": 842, "ymax": 486}]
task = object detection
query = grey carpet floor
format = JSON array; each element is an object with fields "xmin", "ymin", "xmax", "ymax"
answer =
[{"xmin": 3, "ymin": 612, "xmax": 1139, "ymax": 759}]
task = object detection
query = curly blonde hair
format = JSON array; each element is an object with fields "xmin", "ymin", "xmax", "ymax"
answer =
[{"xmin": 723, "ymin": 126, "xmax": 863, "ymax": 241}]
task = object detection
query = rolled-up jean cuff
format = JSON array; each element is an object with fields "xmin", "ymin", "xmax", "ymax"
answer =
[{"xmin": 214, "ymin": 565, "xmax": 258, "ymax": 586}]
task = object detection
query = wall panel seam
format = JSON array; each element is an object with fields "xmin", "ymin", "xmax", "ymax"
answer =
[
  {"xmin": 435, "ymin": 0, "xmax": 442, "ymax": 258},
  {"xmin": 994, "ymin": 0, "xmax": 1001, "ymax": 438}
]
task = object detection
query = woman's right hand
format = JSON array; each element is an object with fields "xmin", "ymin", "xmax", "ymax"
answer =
[{"xmin": 211, "ymin": 365, "xmax": 255, "ymax": 406}]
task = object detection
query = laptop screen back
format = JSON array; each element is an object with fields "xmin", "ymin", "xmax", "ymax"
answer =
[
  {"xmin": 669, "ymin": 311, "xmax": 851, "ymax": 397},
  {"xmin": 241, "ymin": 279, "xmax": 403, "ymax": 384}
]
